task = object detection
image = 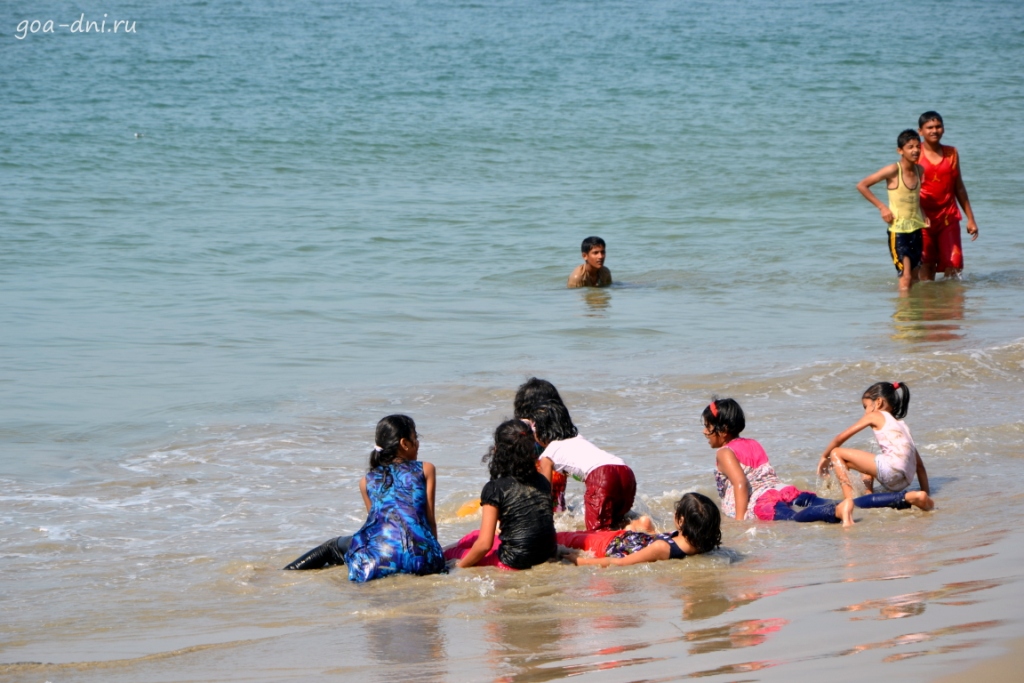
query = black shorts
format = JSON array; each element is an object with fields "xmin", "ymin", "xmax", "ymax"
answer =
[{"xmin": 888, "ymin": 230, "xmax": 922, "ymax": 274}]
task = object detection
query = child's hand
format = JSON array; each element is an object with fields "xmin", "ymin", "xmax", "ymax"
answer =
[
  {"xmin": 816, "ymin": 456, "xmax": 831, "ymax": 477},
  {"xmin": 880, "ymin": 207, "xmax": 894, "ymax": 224}
]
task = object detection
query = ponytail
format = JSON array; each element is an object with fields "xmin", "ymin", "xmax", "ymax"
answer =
[
  {"xmin": 369, "ymin": 414, "xmax": 416, "ymax": 470},
  {"xmin": 862, "ymin": 382, "xmax": 910, "ymax": 419}
]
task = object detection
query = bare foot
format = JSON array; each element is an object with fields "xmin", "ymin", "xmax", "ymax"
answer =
[
  {"xmin": 625, "ymin": 515, "xmax": 655, "ymax": 534},
  {"xmin": 837, "ymin": 498, "xmax": 855, "ymax": 528},
  {"xmin": 904, "ymin": 491, "xmax": 934, "ymax": 511}
]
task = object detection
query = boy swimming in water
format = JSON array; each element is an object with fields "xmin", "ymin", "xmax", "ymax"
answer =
[
  {"xmin": 856, "ymin": 130, "xmax": 929, "ymax": 292},
  {"xmin": 567, "ymin": 236, "xmax": 612, "ymax": 288}
]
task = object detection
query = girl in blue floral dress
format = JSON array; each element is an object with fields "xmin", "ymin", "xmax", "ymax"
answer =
[{"xmin": 284, "ymin": 415, "xmax": 445, "ymax": 582}]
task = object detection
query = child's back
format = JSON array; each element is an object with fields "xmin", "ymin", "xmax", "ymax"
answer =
[{"xmin": 347, "ymin": 459, "xmax": 445, "ymax": 582}]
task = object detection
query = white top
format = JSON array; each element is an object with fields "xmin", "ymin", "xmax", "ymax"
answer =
[
  {"xmin": 539, "ymin": 435, "xmax": 625, "ymax": 480},
  {"xmin": 872, "ymin": 411, "xmax": 918, "ymax": 483}
]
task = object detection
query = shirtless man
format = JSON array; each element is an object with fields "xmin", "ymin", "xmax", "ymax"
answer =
[
  {"xmin": 567, "ymin": 236, "xmax": 612, "ymax": 288},
  {"xmin": 917, "ymin": 111, "xmax": 979, "ymax": 280}
]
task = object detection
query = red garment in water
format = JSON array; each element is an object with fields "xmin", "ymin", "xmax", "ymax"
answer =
[
  {"xmin": 753, "ymin": 485, "xmax": 806, "ymax": 521},
  {"xmin": 556, "ymin": 530, "xmax": 625, "ymax": 557},
  {"xmin": 919, "ymin": 145, "xmax": 964, "ymax": 270},
  {"xmin": 443, "ymin": 530, "xmax": 516, "ymax": 571},
  {"xmin": 584, "ymin": 464, "xmax": 636, "ymax": 531}
]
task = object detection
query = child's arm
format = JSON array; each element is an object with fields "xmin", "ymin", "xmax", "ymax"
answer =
[
  {"xmin": 359, "ymin": 476, "xmax": 371, "ymax": 513},
  {"xmin": 423, "ymin": 462, "xmax": 439, "ymax": 539},
  {"xmin": 817, "ymin": 413, "xmax": 885, "ymax": 476},
  {"xmin": 914, "ymin": 451, "xmax": 930, "ymax": 495},
  {"xmin": 456, "ymin": 504, "xmax": 499, "ymax": 569},
  {"xmin": 538, "ymin": 456, "xmax": 554, "ymax": 483},
  {"xmin": 954, "ymin": 170, "xmax": 979, "ymax": 240},
  {"xmin": 575, "ymin": 539, "xmax": 671, "ymax": 566},
  {"xmin": 716, "ymin": 447, "xmax": 751, "ymax": 521},
  {"xmin": 856, "ymin": 164, "xmax": 898, "ymax": 225}
]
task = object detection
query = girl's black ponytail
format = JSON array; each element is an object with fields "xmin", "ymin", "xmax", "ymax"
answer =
[
  {"xmin": 862, "ymin": 382, "xmax": 910, "ymax": 419},
  {"xmin": 369, "ymin": 414, "xmax": 416, "ymax": 470}
]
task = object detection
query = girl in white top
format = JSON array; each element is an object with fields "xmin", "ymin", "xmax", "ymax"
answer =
[{"xmin": 818, "ymin": 382, "xmax": 933, "ymax": 510}]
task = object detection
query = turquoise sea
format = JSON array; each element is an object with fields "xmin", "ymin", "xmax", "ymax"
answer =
[{"xmin": 2, "ymin": 1, "xmax": 1024, "ymax": 681}]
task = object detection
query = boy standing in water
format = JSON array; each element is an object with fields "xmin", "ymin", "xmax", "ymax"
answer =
[
  {"xmin": 567, "ymin": 236, "xmax": 612, "ymax": 288},
  {"xmin": 857, "ymin": 130, "xmax": 929, "ymax": 292},
  {"xmin": 917, "ymin": 111, "xmax": 979, "ymax": 280}
]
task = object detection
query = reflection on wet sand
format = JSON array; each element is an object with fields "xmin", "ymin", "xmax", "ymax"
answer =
[
  {"xmin": 685, "ymin": 618, "xmax": 788, "ymax": 655},
  {"xmin": 362, "ymin": 613, "xmax": 447, "ymax": 682},
  {"xmin": 481, "ymin": 598, "xmax": 569, "ymax": 683},
  {"xmin": 891, "ymin": 282, "xmax": 966, "ymax": 343},
  {"xmin": 837, "ymin": 620, "xmax": 1003, "ymax": 660},
  {"xmin": 835, "ymin": 579, "xmax": 1004, "ymax": 620}
]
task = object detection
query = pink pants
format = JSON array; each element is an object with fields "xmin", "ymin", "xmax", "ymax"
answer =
[{"xmin": 443, "ymin": 530, "xmax": 516, "ymax": 570}]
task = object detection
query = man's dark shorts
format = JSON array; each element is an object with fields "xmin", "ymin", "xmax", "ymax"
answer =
[{"xmin": 889, "ymin": 229, "xmax": 923, "ymax": 274}]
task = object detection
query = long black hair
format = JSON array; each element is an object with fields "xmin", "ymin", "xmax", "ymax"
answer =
[
  {"xmin": 675, "ymin": 492, "xmax": 722, "ymax": 554},
  {"xmin": 862, "ymin": 382, "xmax": 910, "ymax": 419},
  {"xmin": 513, "ymin": 377, "xmax": 565, "ymax": 420},
  {"xmin": 482, "ymin": 419, "xmax": 538, "ymax": 482},
  {"xmin": 369, "ymin": 414, "xmax": 416, "ymax": 470},
  {"xmin": 700, "ymin": 398, "xmax": 745, "ymax": 438},
  {"xmin": 531, "ymin": 400, "xmax": 579, "ymax": 445}
]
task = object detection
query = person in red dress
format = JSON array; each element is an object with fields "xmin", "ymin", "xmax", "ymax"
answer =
[{"xmin": 917, "ymin": 111, "xmax": 980, "ymax": 280}]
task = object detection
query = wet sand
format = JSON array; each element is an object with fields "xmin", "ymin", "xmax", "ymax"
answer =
[{"xmin": 934, "ymin": 637, "xmax": 1024, "ymax": 682}]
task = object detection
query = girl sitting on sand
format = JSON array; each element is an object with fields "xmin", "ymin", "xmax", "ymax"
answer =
[
  {"xmin": 445, "ymin": 419, "xmax": 557, "ymax": 570},
  {"xmin": 705, "ymin": 398, "xmax": 923, "ymax": 527},
  {"xmin": 558, "ymin": 492, "xmax": 721, "ymax": 566},
  {"xmin": 284, "ymin": 415, "xmax": 445, "ymax": 582},
  {"xmin": 818, "ymin": 382, "xmax": 934, "ymax": 512}
]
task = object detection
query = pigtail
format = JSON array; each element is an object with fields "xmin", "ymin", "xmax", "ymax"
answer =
[
  {"xmin": 369, "ymin": 414, "xmax": 416, "ymax": 470},
  {"xmin": 862, "ymin": 382, "xmax": 910, "ymax": 419}
]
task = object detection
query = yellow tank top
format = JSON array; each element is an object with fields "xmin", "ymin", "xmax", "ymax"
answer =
[{"xmin": 887, "ymin": 163, "xmax": 927, "ymax": 234}]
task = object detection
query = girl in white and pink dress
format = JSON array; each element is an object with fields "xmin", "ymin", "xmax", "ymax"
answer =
[{"xmin": 818, "ymin": 382, "xmax": 935, "ymax": 523}]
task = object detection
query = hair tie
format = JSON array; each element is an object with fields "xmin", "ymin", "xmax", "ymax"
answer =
[
  {"xmin": 709, "ymin": 400, "xmax": 718, "ymax": 417},
  {"xmin": 373, "ymin": 444, "xmax": 383, "ymax": 452},
  {"xmin": 892, "ymin": 382, "xmax": 901, "ymax": 390}
]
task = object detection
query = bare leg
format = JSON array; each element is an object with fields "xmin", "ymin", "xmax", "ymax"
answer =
[
  {"xmin": 624, "ymin": 515, "xmax": 655, "ymax": 534},
  {"xmin": 837, "ymin": 498, "xmax": 855, "ymax": 528},
  {"xmin": 898, "ymin": 256, "xmax": 913, "ymax": 291},
  {"xmin": 861, "ymin": 474, "xmax": 875, "ymax": 494},
  {"xmin": 904, "ymin": 491, "xmax": 935, "ymax": 511},
  {"xmin": 829, "ymin": 451, "xmax": 857, "ymax": 499},
  {"xmin": 920, "ymin": 262, "xmax": 936, "ymax": 281}
]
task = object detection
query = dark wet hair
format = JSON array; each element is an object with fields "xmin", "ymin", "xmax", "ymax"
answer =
[
  {"xmin": 581, "ymin": 236, "xmax": 606, "ymax": 254},
  {"xmin": 918, "ymin": 110, "xmax": 943, "ymax": 128},
  {"xmin": 700, "ymin": 398, "xmax": 745, "ymax": 438},
  {"xmin": 862, "ymin": 382, "xmax": 910, "ymax": 419},
  {"xmin": 513, "ymin": 377, "xmax": 565, "ymax": 420},
  {"xmin": 369, "ymin": 414, "xmax": 416, "ymax": 470},
  {"xmin": 897, "ymin": 129, "xmax": 920, "ymax": 149},
  {"xmin": 483, "ymin": 419, "xmax": 539, "ymax": 482},
  {"xmin": 675, "ymin": 492, "xmax": 722, "ymax": 554},
  {"xmin": 531, "ymin": 400, "xmax": 579, "ymax": 445}
]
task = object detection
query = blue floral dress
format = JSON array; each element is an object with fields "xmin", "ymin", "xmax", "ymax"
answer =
[{"xmin": 344, "ymin": 460, "xmax": 445, "ymax": 583}]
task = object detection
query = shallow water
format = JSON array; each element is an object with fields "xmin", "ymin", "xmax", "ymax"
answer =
[{"xmin": 3, "ymin": 0, "xmax": 1024, "ymax": 680}]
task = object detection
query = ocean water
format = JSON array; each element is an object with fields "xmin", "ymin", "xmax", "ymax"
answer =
[{"xmin": 2, "ymin": 0, "xmax": 1024, "ymax": 680}]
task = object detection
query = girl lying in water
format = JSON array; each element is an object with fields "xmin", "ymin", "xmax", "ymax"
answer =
[{"xmin": 558, "ymin": 493, "xmax": 721, "ymax": 566}]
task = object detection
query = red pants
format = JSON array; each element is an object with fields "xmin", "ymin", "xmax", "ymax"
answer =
[
  {"xmin": 556, "ymin": 530, "xmax": 625, "ymax": 558},
  {"xmin": 443, "ymin": 530, "xmax": 516, "ymax": 571},
  {"xmin": 921, "ymin": 219, "xmax": 963, "ymax": 271},
  {"xmin": 584, "ymin": 464, "xmax": 636, "ymax": 531}
]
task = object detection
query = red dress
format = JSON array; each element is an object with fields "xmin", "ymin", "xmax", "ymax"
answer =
[{"xmin": 918, "ymin": 145, "xmax": 964, "ymax": 271}]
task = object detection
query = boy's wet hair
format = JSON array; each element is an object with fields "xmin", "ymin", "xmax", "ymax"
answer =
[
  {"xmin": 581, "ymin": 236, "xmax": 606, "ymax": 254},
  {"xmin": 513, "ymin": 377, "xmax": 565, "ymax": 420},
  {"xmin": 897, "ymin": 129, "xmax": 921, "ymax": 149},
  {"xmin": 918, "ymin": 110, "xmax": 943, "ymax": 128},
  {"xmin": 700, "ymin": 397, "xmax": 745, "ymax": 437},
  {"xmin": 370, "ymin": 414, "xmax": 416, "ymax": 470},
  {"xmin": 531, "ymin": 400, "xmax": 579, "ymax": 444},
  {"xmin": 675, "ymin": 492, "xmax": 722, "ymax": 554},
  {"xmin": 483, "ymin": 419, "xmax": 540, "ymax": 482},
  {"xmin": 862, "ymin": 382, "xmax": 910, "ymax": 419}
]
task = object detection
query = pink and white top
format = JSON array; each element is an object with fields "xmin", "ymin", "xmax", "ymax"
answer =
[
  {"xmin": 714, "ymin": 437, "xmax": 784, "ymax": 520},
  {"xmin": 873, "ymin": 411, "xmax": 918, "ymax": 486},
  {"xmin": 540, "ymin": 435, "xmax": 625, "ymax": 481}
]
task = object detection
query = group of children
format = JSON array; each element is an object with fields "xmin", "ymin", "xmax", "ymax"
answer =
[
  {"xmin": 569, "ymin": 112, "xmax": 979, "ymax": 294},
  {"xmin": 857, "ymin": 111, "xmax": 979, "ymax": 291},
  {"xmin": 284, "ymin": 377, "xmax": 934, "ymax": 583}
]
